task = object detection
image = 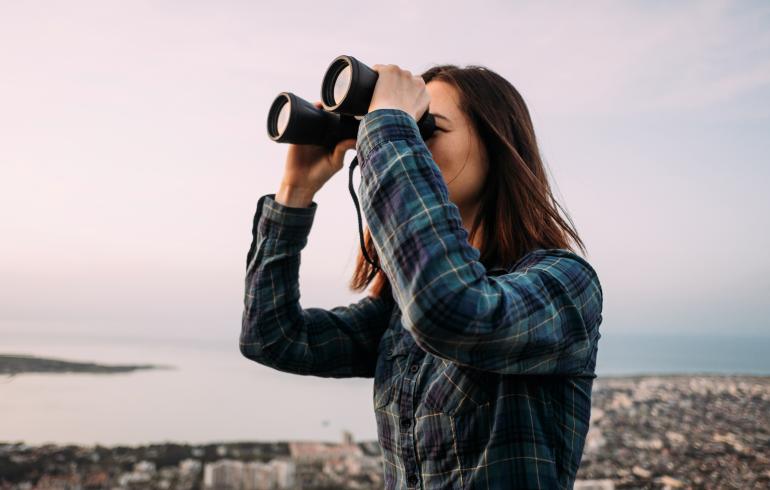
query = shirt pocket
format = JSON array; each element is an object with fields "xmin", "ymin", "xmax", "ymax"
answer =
[
  {"xmin": 421, "ymin": 360, "xmax": 497, "ymax": 416},
  {"xmin": 373, "ymin": 330, "xmax": 410, "ymax": 409}
]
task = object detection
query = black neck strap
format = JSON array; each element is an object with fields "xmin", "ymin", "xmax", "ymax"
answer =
[{"xmin": 348, "ymin": 155, "xmax": 381, "ymax": 285}]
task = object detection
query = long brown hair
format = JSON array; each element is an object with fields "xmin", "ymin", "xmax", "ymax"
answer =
[{"xmin": 350, "ymin": 64, "xmax": 587, "ymax": 299}]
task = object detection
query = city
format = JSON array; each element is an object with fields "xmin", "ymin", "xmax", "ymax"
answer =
[{"xmin": 2, "ymin": 375, "xmax": 768, "ymax": 489}]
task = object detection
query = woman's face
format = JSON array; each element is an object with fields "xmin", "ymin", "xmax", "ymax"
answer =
[{"xmin": 424, "ymin": 80, "xmax": 489, "ymax": 220}]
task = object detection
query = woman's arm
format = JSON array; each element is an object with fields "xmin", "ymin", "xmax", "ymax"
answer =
[
  {"xmin": 355, "ymin": 109, "xmax": 603, "ymax": 376},
  {"xmin": 240, "ymin": 193, "xmax": 393, "ymax": 378}
]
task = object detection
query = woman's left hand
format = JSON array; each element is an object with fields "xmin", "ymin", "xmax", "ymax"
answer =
[{"xmin": 367, "ymin": 64, "xmax": 431, "ymax": 122}]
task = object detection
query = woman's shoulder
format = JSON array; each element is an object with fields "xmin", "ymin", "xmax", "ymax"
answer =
[
  {"xmin": 495, "ymin": 248, "xmax": 602, "ymax": 298},
  {"xmin": 512, "ymin": 247, "xmax": 598, "ymax": 273}
]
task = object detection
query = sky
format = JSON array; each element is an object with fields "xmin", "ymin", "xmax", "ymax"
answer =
[{"xmin": 1, "ymin": 0, "xmax": 769, "ymax": 344}]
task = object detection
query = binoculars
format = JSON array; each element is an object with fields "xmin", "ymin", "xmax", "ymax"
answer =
[{"xmin": 266, "ymin": 55, "xmax": 436, "ymax": 149}]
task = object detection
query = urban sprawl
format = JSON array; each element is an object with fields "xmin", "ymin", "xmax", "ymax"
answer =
[{"xmin": 1, "ymin": 375, "xmax": 768, "ymax": 489}]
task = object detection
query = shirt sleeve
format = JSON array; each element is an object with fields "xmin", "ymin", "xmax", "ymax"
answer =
[
  {"xmin": 355, "ymin": 108, "xmax": 603, "ymax": 376},
  {"xmin": 240, "ymin": 193, "xmax": 394, "ymax": 379}
]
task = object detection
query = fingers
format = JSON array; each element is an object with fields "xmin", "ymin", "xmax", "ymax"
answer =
[
  {"xmin": 372, "ymin": 64, "xmax": 413, "ymax": 77},
  {"xmin": 372, "ymin": 64, "xmax": 397, "ymax": 72},
  {"xmin": 334, "ymin": 138, "xmax": 356, "ymax": 157},
  {"xmin": 331, "ymin": 138, "xmax": 356, "ymax": 166}
]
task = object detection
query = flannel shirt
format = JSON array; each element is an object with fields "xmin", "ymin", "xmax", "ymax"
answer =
[{"xmin": 241, "ymin": 108, "xmax": 603, "ymax": 489}]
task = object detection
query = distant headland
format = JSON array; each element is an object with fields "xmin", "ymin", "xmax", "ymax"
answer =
[{"xmin": 0, "ymin": 354, "xmax": 173, "ymax": 375}]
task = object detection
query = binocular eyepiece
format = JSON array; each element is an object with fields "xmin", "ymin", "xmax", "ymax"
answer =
[{"xmin": 267, "ymin": 55, "xmax": 436, "ymax": 149}]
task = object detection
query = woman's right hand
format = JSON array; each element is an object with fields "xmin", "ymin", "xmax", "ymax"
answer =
[{"xmin": 276, "ymin": 101, "xmax": 357, "ymax": 208}]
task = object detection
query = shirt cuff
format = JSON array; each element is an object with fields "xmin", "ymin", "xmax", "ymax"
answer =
[
  {"xmin": 257, "ymin": 193, "xmax": 317, "ymax": 241},
  {"xmin": 356, "ymin": 108, "xmax": 423, "ymax": 161}
]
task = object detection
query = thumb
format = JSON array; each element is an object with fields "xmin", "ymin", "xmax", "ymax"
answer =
[
  {"xmin": 338, "ymin": 138, "xmax": 357, "ymax": 151},
  {"xmin": 331, "ymin": 138, "xmax": 356, "ymax": 167},
  {"xmin": 332, "ymin": 139, "xmax": 356, "ymax": 160}
]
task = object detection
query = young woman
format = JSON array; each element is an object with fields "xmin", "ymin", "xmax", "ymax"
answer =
[{"xmin": 241, "ymin": 63, "xmax": 603, "ymax": 489}]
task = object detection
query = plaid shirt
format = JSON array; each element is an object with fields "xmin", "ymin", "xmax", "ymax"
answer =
[{"xmin": 241, "ymin": 108, "xmax": 603, "ymax": 489}]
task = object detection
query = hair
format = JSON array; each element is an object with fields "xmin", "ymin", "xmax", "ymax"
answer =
[{"xmin": 349, "ymin": 64, "xmax": 587, "ymax": 299}]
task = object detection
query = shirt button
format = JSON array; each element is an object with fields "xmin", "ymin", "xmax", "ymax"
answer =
[
  {"xmin": 407, "ymin": 473, "xmax": 419, "ymax": 485},
  {"xmin": 409, "ymin": 363, "xmax": 419, "ymax": 373},
  {"xmin": 400, "ymin": 417, "xmax": 411, "ymax": 429}
]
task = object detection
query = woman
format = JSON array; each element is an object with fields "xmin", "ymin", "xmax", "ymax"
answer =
[{"xmin": 241, "ymin": 63, "xmax": 603, "ymax": 489}]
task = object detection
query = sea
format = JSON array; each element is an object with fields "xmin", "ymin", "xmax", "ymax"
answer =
[{"xmin": 2, "ymin": 329, "xmax": 769, "ymax": 447}]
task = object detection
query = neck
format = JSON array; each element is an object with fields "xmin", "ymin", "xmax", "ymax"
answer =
[{"xmin": 460, "ymin": 202, "xmax": 484, "ymax": 250}]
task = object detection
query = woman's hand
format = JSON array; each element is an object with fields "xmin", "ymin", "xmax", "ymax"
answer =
[
  {"xmin": 277, "ymin": 100, "xmax": 356, "ymax": 207},
  {"xmin": 368, "ymin": 64, "xmax": 431, "ymax": 122}
]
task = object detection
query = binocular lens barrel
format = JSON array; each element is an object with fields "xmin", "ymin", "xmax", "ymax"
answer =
[
  {"xmin": 267, "ymin": 91, "xmax": 359, "ymax": 148},
  {"xmin": 321, "ymin": 56, "xmax": 378, "ymax": 115}
]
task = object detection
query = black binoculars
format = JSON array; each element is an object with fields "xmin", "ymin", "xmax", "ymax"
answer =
[{"xmin": 266, "ymin": 55, "xmax": 436, "ymax": 149}]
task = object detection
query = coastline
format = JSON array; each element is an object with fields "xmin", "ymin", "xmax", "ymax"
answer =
[{"xmin": 0, "ymin": 354, "xmax": 173, "ymax": 375}]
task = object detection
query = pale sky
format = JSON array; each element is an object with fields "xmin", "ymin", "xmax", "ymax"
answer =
[{"xmin": 1, "ymin": 0, "xmax": 769, "ymax": 343}]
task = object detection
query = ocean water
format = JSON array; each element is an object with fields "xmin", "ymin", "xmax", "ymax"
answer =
[
  {"xmin": 594, "ymin": 332, "xmax": 770, "ymax": 376},
  {"xmin": 1, "ymin": 330, "xmax": 768, "ymax": 446}
]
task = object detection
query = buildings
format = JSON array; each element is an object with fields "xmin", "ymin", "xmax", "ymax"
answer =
[{"xmin": 202, "ymin": 458, "xmax": 295, "ymax": 490}]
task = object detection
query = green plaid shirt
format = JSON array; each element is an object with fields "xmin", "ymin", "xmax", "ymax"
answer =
[{"xmin": 241, "ymin": 109, "xmax": 603, "ymax": 489}]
